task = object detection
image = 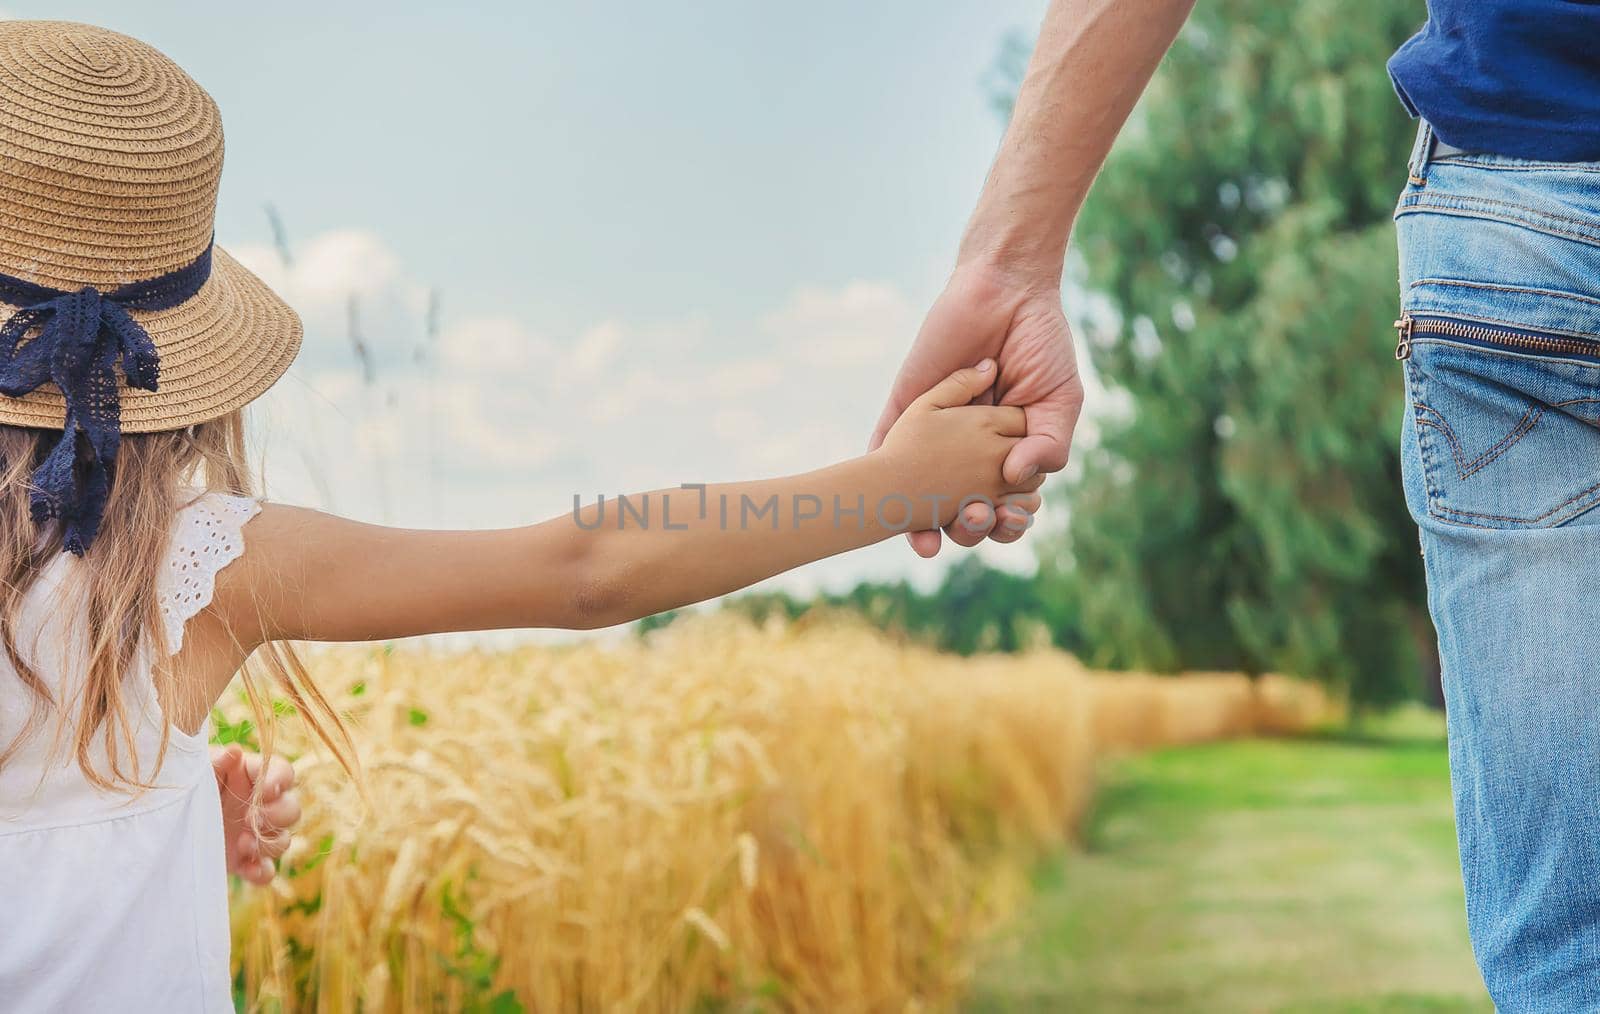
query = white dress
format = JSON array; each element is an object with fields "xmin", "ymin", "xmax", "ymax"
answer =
[{"xmin": 0, "ymin": 493, "xmax": 260, "ymax": 1013}]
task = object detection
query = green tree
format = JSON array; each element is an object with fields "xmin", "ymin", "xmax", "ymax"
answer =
[
  {"xmin": 1008, "ymin": 0, "xmax": 1434, "ymax": 706},
  {"xmin": 710, "ymin": 556, "xmax": 1082, "ymax": 658}
]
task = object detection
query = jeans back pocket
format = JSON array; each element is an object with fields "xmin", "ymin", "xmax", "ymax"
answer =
[{"xmin": 1401, "ymin": 314, "xmax": 1600, "ymax": 529}]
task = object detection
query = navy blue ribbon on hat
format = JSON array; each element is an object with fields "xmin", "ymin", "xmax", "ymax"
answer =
[{"xmin": 0, "ymin": 241, "xmax": 214, "ymax": 555}]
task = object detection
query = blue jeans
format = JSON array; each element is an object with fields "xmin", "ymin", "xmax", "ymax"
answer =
[{"xmin": 1398, "ymin": 123, "xmax": 1600, "ymax": 1009}]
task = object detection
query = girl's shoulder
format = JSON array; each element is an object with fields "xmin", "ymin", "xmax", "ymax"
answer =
[{"xmin": 159, "ymin": 491, "xmax": 263, "ymax": 654}]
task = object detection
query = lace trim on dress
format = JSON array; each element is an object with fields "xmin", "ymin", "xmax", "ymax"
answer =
[{"xmin": 155, "ymin": 493, "xmax": 261, "ymax": 655}]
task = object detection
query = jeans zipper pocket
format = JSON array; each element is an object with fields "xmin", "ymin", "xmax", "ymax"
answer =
[{"xmin": 1394, "ymin": 312, "xmax": 1600, "ymax": 364}]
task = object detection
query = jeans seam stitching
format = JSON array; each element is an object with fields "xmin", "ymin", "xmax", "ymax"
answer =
[
  {"xmin": 1408, "ymin": 362, "xmax": 1448, "ymax": 513},
  {"xmin": 1424, "ymin": 512, "xmax": 1501, "ymax": 530},
  {"xmin": 1413, "ymin": 404, "xmax": 1543, "ymax": 480},
  {"xmin": 1407, "ymin": 277, "xmax": 1600, "ymax": 311},
  {"xmin": 1430, "ymin": 158, "xmax": 1600, "ymax": 174},
  {"xmin": 1401, "ymin": 192, "xmax": 1600, "ymax": 235},
  {"xmin": 1428, "ymin": 478, "xmax": 1600, "ymax": 524},
  {"xmin": 1395, "ymin": 199, "xmax": 1600, "ymax": 249}
]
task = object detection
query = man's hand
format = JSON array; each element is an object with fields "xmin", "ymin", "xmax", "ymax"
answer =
[
  {"xmin": 870, "ymin": 261, "xmax": 1083, "ymax": 556},
  {"xmin": 211, "ymin": 743, "xmax": 301, "ymax": 886},
  {"xmin": 870, "ymin": 0, "xmax": 1191, "ymax": 558}
]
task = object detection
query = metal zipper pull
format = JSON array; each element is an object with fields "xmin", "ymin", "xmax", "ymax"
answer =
[{"xmin": 1393, "ymin": 313, "xmax": 1414, "ymax": 360}]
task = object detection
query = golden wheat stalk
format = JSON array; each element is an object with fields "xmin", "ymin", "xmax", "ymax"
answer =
[{"xmin": 226, "ymin": 615, "xmax": 1328, "ymax": 1012}]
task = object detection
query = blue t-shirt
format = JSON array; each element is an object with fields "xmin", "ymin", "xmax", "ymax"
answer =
[{"xmin": 1388, "ymin": 2, "xmax": 1600, "ymax": 162}]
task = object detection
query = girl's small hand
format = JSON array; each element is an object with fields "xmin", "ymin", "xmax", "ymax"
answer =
[
  {"xmin": 211, "ymin": 744, "xmax": 302, "ymax": 886},
  {"xmin": 875, "ymin": 359, "xmax": 1044, "ymax": 533}
]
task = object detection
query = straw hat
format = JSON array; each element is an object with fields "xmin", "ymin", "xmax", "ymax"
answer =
[{"xmin": 0, "ymin": 20, "xmax": 298, "ymax": 433}]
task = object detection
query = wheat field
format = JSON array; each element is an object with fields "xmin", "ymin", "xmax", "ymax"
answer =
[{"xmin": 226, "ymin": 615, "xmax": 1329, "ymax": 1013}]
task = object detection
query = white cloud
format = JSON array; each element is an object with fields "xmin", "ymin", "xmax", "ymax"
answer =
[
  {"xmin": 762, "ymin": 280, "xmax": 915, "ymax": 367},
  {"xmin": 571, "ymin": 320, "xmax": 622, "ymax": 377},
  {"xmin": 436, "ymin": 315, "xmax": 554, "ymax": 375},
  {"xmin": 704, "ymin": 360, "xmax": 781, "ymax": 398},
  {"xmin": 432, "ymin": 381, "xmax": 565, "ymax": 469},
  {"xmin": 232, "ymin": 229, "xmax": 418, "ymax": 317}
]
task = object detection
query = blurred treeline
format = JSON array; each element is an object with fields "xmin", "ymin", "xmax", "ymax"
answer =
[
  {"xmin": 642, "ymin": 555, "xmax": 1080, "ymax": 657},
  {"xmin": 658, "ymin": 1, "xmax": 1438, "ymax": 709}
]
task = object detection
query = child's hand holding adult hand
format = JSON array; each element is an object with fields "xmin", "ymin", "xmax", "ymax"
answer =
[
  {"xmin": 869, "ymin": 267, "xmax": 1082, "ymax": 555},
  {"xmin": 211, "ymin": 744, "xmax": 302, "ymax": 886},
  {"xmin": 876, "ymin": 359, "xmax": 1044, "ymax": 534}
]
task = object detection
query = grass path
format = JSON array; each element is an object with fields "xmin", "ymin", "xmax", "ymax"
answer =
[{"xmin": 967, "ymin": 714, "xmax": 1491, "ymax": 1012}]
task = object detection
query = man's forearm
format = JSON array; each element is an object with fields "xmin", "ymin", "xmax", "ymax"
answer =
[{"xmin": 959, "ymin": 0, "xmax": 1196, "ymax": 285}]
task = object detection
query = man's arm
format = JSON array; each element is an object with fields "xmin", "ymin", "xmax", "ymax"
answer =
[
  {"xmin": 960, "ymin": 0, "xmax": 1196, "ymax": 286},
  {"xmin": 873, "ymin": 0, "xmax": 1196, "ymax": 556}
]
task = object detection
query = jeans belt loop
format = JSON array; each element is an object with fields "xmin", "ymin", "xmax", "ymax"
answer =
[{"xmin": 1408, "ymin": 123, "xmax": 1431, "ymax": 183}]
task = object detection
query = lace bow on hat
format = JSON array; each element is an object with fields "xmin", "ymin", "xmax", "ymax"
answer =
[{"xmin": 0, "ymin": 243, "xmax": 213, "ymax": 555}]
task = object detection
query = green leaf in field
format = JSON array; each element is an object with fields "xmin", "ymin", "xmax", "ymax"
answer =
[
  {"xmin": 284, "ymin": 891, "xmax": 323, "ymax": 917},
  {"xmin": 436, "ymin": 876, "xmax": 521, "ymax": 1012},
  {"xmin": 286, "ymin": 834, "xmax": 337, "ymax": 880},
  {"xmin": 487, "ymin": 991, "xmax": 524, "ymax": 1014},
  {"xmin": 209, "ymin": 711, "xmax": 258, "ymax": 750}
]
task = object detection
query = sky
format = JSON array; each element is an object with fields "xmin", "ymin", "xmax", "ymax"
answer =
[{"xmin": 8, "ymin": 1, "xmax": 1070, "ymax": 612}]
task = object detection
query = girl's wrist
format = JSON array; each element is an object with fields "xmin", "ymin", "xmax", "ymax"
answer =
[
  {"xmin": 866, "ymin": 447, "xmax": 975, "ymax": 534},
  {"xmin": 849, "ymin": 449, "xmax": 939, "ymax": 537}
]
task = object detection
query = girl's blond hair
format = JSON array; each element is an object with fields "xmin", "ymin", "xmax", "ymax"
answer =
[{"xmin": 0, "ymin": 413, "xmax": 355, "ymax": 795}]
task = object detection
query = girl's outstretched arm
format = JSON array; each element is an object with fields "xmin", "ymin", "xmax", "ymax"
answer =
[{"xmin": 204, "ymin": 363, "xmax": 1040, "ymax": 661}]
